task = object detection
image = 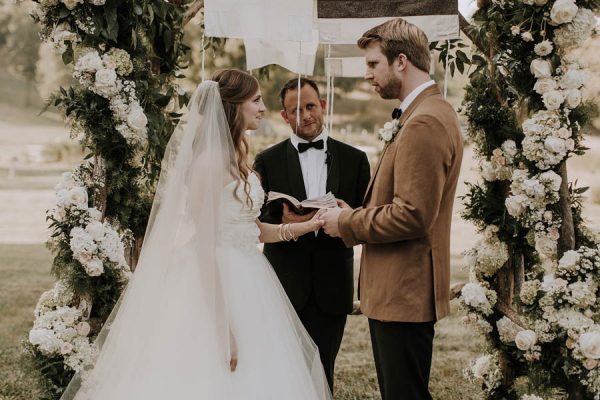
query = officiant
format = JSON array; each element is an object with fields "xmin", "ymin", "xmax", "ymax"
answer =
[{"xmin": 253, "ymin": 78, "xmax": 370, "ymax": 392}]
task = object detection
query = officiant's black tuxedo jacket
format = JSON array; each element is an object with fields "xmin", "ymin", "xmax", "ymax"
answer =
[{"xmin": 254, "ymin": 137, "xmax": 370, "ymax": 315}]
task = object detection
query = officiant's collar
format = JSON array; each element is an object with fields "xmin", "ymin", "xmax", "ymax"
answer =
[
  {"xmin": 399, "ymin": 80, "xmax": 436, "ymax": 112},
  {"xmin": 290, "ymin": 127, "xmax": 329, "ymax": 151}
]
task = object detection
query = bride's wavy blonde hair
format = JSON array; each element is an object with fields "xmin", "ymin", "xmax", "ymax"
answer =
[{"xmin": 211, "ymin": 69, "xmax": 259, "ymax": 207}]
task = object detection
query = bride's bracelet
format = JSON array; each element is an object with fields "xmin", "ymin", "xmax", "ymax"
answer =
[{"xmin": 277, "ymin": 223, "xmax": 299, "ymax": 242}]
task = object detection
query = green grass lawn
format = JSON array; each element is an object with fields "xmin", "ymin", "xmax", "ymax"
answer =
[
  {"xmin": 0, "ymin": 244, "xmax": 54, "ymax": 400},
  {"xmin": 0, "ymin": 244, "xmax": 484, "ymax": 400}
]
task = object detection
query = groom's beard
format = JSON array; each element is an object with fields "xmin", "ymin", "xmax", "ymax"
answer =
[{"xmin": 378, "ymin": 73, "xmax": 402, "ymax": 100}]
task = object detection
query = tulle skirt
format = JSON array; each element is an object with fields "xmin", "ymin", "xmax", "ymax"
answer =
[{"xmin": 61, "ymin": 242, "xmax": 331, "ymax": 400}]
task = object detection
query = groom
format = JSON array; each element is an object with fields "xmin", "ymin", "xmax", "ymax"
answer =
[
  {"xmin": 319, "ymin": 18, "xmax": 464, "ymax": 399},
  {"xmin": 253, "ymin": 77, "xmax": 370, "ymax": 392}
]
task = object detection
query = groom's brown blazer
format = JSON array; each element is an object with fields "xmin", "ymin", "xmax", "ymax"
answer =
[{"xmin": 338, "ymin": 84, "xmax": 463, "ymax": 323}]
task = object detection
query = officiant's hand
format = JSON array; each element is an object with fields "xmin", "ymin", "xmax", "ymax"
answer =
[
  {"xmin": 282, "ymin": 203, "xmax": 317, "ymax": 223},
  {"xmin": 319, "ymin": 208, "xmax": 343, "ymax": 238}
]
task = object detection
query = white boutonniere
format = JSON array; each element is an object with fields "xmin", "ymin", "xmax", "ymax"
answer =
[{"xmin": 379, "ymin": 119, "xmax": 402, "ymax": 142}]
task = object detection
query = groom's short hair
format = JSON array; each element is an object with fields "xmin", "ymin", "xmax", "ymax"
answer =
[
  {"xmin": 279, "ymin": 78, "xmax": 322, "ymax": 109},
  {"xmin": 357, "ymin": 18, "xmax": 430, "ymax": 73}
]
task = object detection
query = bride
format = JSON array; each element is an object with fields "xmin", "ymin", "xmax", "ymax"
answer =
[{"xmin": 61, "ymin": 69, "xmax": 333, "ymax": 399}]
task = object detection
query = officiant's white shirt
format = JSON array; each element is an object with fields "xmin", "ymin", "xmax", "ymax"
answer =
[
  {"xmin": 290, "ymin": 128, "xmax": 329, "ymax": 200},
  {"xmin": 400, "ymin": 80, "xmax": 436, "ymax": 112}
]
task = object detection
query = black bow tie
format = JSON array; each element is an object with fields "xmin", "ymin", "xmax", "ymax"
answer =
[
  {"xmin": 392, "ymin": 108, "xmax": 402, "ymax": 120},
  {"xmin": 297, "ymin": 139, "xmax": 324, "ymax": 153}
]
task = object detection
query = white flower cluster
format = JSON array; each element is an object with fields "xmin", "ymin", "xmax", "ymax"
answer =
[
  {"xmin": 378, "ymin": 119, "xmax": 401, "ymax": 142},
  {"xmin": 49, "ymin": 166, "xmax": 130, "ymax": 278},
  {"xmin": 461, "ymin": 282, "xmax": 498, "ymax": 316},
  {"xmin": 553, "ymin": 8, "xmax": 597, "ymax": 49},
  {"xmin": 520, "ymin": 279, "xmax": 541, "ymax": 305},
  {"xmin": 480, "ymin": 140, "xmax": 518, "ymax": 182},
  {"xmin": 29, "ymin": 305, "xmax": 97, "ymax": 372},
  {"xmin": 497, "ymin": 316, "xmax": 522, "ymax": 343},
  {"xmin": 521, "ymin": 111, "xmax": 574, "ymax": 170},
  {"xmin": 49, "ymin": 22, "xmax": 80, "ymax": 54},
  {"xmin": 35, "ymin": 280, "xmax": 74, "ymax": 317},
  {"xmin": 505, "ymin": 169, "xmax": 561, "ymax": 227},
  {"xmin": 70, "ymin": 220, "xmax": 128, "ymax": 277},
  {"xmin": 463, "ymin": 353, "xmax": 503, "ymax": 395},
  {"xmin": 462, "ymin": 312, "xmax": 494, "ymax": 335},
  {"xmin": 464, "ymin": 225, "xmax": 509, "ymax": 278},
  {"xmin": 556, "ymin": 247, "xmax": 600, "ymax": 281},
  {"xmin": 74, "ymin": 49, "xmax": 147, "ymax": 148}
]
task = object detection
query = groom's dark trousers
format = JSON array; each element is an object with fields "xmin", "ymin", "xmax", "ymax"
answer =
[
  {"xmin": 369, "ymin": 319, "xmax": 435, "ymax": 400},
  {"xmin": 253, "ymin": 137, "xmax": 370, "ymax": 392}
]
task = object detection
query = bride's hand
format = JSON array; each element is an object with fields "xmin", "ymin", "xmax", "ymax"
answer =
[{"xmin": 307, "ymin": 209, "xmax": 326, "ymax": 232}]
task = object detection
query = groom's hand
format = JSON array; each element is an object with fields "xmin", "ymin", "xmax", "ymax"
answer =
[
  {"xmin": 282, "ymin": 203, "xmax": 317, "ymax": 223},
  {"xmin": 319, "ymin": 208, "xmax": 343, "ymax": 238}
]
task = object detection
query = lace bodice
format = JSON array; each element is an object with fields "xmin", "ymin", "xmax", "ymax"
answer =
[{"xmin": 218, "ymin": 173, "xmax": 265, "ymax": 250}]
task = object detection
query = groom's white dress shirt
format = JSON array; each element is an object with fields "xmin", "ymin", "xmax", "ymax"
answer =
[
  {"xmin": 399, "ymin": 80, "xmax": 436, "ymax": 112},
  {"xmin": 290, "ymin": 128, "xmax": 329, "ymax": 200}
]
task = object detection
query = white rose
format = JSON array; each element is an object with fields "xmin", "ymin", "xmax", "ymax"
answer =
[
  {"xmin": 550, "ymin": 0, "xmax": 578, "ymax": 25},
  {"xmin": 127, "ymin": 103, "xmax": 148, "ymax": 132},
  {"xmin": 533, "ymin": 78, "xmax": 557, "ymax": 95},
  {"xmin": 542, "ymin": 90, "xmax": 564, "ymax": 110},
  {"xmin": 76, "ymin": 321, "xmax": 91, "ymax": 336},
  {"xmin": 565, "ymin": 138, "xmax": 575, "ymax": 151},
  {"xmin": 521, "ymin": 32, "xmax": 534, "ymax": 42},
  {"xmin": 85, "ymin": 221, "xmax": 105, "ymax": 241},
  {"xmin": 544, "ymin": 137, "xmax": 566, "ymax": 155},
  {"xmin": 515, "ymin": 330, "xmax": 537, "ymax": 351},
  {"xmin": 580, "ymin": 332, "xmax": 600, "ymax": 359},
  {"xmin": 60, "ymin": 0, "xmax": 83, "ymax": 10},
  {"xmin": 565, "ymin": 89, "xmax": 582, "ymax": 108},
  {"xmin": 472, "ymin": 355, "xmax": 492, "ymax": 378},
  {"xmin": 558, "ymin": 127, "xmax": 571, "ymax": 139},
  {"xmin": 94, "ymin": 68, "xmax": 118, "ymax": 96},
  {"xmin": 511, "ymin": 25, "xmax": 520, "ymax": 36},
  {"xmin": 534, "ymin": 40, "xmax": 553, "ymax": 57},
  {"xmin": 535, "ymin": 235, "xmax": 557, "ymax": 258},
  {"xmin": 560, "ymin": 66, "xmax": 585, "ymax": 89},
  {"xmin": 84, "ymin": 258, "xmax": 104, "ymax": 277},
  {"xmin": 88, "ymin": 207, "xmax": 103, "ymax": 221},
  {"xmin": 461, "ymin": 283, "xmax": 490, "ymax": 308},
  {"xmin": 60, "ymin": 341, "xmax": 73, "ymax": 354},
  {"xmin": 559, "ymin": 250, "xmax": 580, "ymax": 269},
  {"xmin": 76, "ymin": 51, "xmax": 103, "ymax": 73},
  {"xmin": 68, "ymin": 186, "xmax": 88, "ymax": 209},
  {"xmin": 505, "ymin": 194, "xmax": 528, "ymax": 217},
  {"xmin": 530, "ymin": 59, "xmax": 553, "ymax": 78}
]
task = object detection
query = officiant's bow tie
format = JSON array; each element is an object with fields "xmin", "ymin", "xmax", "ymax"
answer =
[
  {"xmin": 297, "ymin": 139, "xmax": 324, "ymax": 153},
  {"xmin": 392, "ymin": 108, "xmax": 402, "ymax": 120}
]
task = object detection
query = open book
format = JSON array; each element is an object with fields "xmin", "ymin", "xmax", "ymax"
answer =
[{"xmin": 266, "ymin": 191, "xmax": 338, "ymax": 215}]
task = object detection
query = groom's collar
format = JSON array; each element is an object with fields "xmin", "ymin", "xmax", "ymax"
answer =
[
  {"xmin": 399, "ymin": 83, "xmax": 441, "ymax": 125},
  {"xmin": 399, "ymin": 80, "xmax": 436, "ymax": 112}
]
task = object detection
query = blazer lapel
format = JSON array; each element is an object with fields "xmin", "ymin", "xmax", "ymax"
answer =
[
  {"xmin": 285, "ymin": 140, "xmax": 308, "ymax": 201},
  {"xmin": 362, "ymin": 84, "xmax": 442, "ymax": 206},
  {"xmin": 325, "ymin": 138, "xmax": 340, "ymax": 195}
]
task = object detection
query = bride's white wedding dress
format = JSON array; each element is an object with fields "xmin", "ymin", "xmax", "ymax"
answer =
[{"xmin": 60, "ymin": 81, "xmax": 332, "ymax": 400}]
